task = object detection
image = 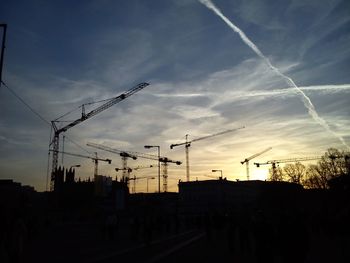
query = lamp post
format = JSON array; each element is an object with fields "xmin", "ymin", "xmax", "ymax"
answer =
[
  {"xmin": 144, "ymin": 145, "xmax": 160, "ymax": 193},
  {"xmin": 0, "ymin": 24, "xmax": 7, "ymax": 88},
  {"xmin": 147, "ymin": 177, "xmax": 155, "ymax": 193},
  {"xmin": 212, "ymin": 169, "xmax": 223, "ymax": 179}
]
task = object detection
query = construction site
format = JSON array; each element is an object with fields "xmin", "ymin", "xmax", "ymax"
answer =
[
  {"xmin": 1, "ymin": 0, "xmax": 350, "ymax": 262},
  {"xmin": 1, "ymin": 81, "xmax": 349, "ymax": 263}
]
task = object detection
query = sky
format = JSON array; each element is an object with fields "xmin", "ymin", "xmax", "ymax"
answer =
[{"xmin": 1, "ymin": 0, "xmax": 349, "ymax": 192}]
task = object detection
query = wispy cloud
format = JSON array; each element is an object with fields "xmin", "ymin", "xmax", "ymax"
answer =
[
  {"xmin": 154, "ymin": 84, "xmax": 350, "ymax": 99},
  {"xmin": 1, "ymin": 0, "xmax": 350, "ymax": 191}
]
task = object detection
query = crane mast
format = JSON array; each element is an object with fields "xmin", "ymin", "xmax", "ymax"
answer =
[
  {"xmin": 170, "ymin": 126, "xmax": 245, "ymax": 182},
  {"xmin": 49, "ymin": 82, "xmax": 149, "ymax": 191},
  {"xmin": 119, "ymin": 152, "xmax": 137, "ymax": 181},
  {"xmin": 185, "ymin": 134, "xmax": 190, "ymax": 183}
]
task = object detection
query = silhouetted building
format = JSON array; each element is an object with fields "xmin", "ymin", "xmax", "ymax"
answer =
[
  {"xmin": 178, "ymin": 179, "xmax": 303, "ymax": 216},
  {"xmin": 95, "ymin": 175, "xmax": 113, "ymax": 197},
  {"xmin": 65, "ymin": 167, "xmax": 75, "ymax": 184},
  {"xmin": 111, "ymin": 180, "xmax": 129, "ymax": 211},
  {"xmin": 50, "ymin": 167, "xmax": 129, "ymax": 215},
  {"xmin": 0, "ymin": 180, "xmax": 42, "ymax": 263},
  {"xmin": 128, "ymin": 192, "xmax": 179, "ymax": 217},
  {"xmin": 53, "ymin": 166, "xmax": 64, "ymax": 192}
]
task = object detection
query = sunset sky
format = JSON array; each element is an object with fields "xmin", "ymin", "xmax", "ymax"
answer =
[{"xmin": 1, "ymin": 0, "xmax": 349, "ymax": 192}]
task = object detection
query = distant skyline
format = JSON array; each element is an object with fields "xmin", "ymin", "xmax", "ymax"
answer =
[{"xmin": 1, "ymin": 0, "xmax": 349, "ymax": 192}]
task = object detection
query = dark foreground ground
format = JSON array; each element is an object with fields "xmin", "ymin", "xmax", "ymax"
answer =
[{"xmin": 3, "ymin": 212, "xmax": 349, "ymax": 263}]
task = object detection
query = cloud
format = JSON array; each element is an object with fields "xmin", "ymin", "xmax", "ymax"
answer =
[{"xmin": 2, "ymin": 0, "xmax": 350, "ymax": 191}]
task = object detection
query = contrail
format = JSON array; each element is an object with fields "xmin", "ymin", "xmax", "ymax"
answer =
[
  {"xmin": 198, "ymin": 0, "xmax": 349, "ymax": 149},
  {"xmin": 240, "ymin": 84, "xmax": 350, "ymax": 99},
  {"xmin": 154, "ymin": 84, "xmax": 350, "ymax": 98}
]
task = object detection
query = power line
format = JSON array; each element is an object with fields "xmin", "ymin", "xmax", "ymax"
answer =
[
  {"xmin": 53, "ymin": 105, "xmax": 81, "ymax": 121},
  {"xmin": 1, "ymin": 80, "xmax": 51, "ymax": 126},
  {"xmin": 2, "ymin": 80, "xmax": 91, "ymax": 156},
  {"xmin": 64, "ymin": 136, "xmax": 91, "ymax": 155}
]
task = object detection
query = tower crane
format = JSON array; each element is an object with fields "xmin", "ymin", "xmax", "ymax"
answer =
[
  {"xmin": 115, "ymin": 164, "xmax": 155, "ymax": 183},
  {"xmin": 115, "ymin": 164, "xmax": 155, "ymax": 173},
  {"xmin": 49, "ymin": 82, "xmax": 149, "ymax": 191},
  {"xmin": 87, "ymin": 142, "xmax": 181, "ymax": 192},
  {"xmin": 170, "ymin": 126, "xmax": 245, "ymax": 182},
  {"xmin": 241, "ymin": 147, "xmax": 272, "ymax": 181},
  {"xmin": 254, "ymin": 154, "xmax": 348, "ymax": 181},
  {"xmin": 254, "ymin": 156, "xmax": 322, "ymax": 181},
  {"xmin": 49, "ymin": 150, "xmax": 112, "ymax": 179},
  {"xmin": 118, "ymin": 152, "xmax": 138, "ymax": 180}
]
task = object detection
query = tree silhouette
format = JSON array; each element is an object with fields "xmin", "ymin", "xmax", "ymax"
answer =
[
  {"xmin": 268, "ymin": 165, "xmax": 284, "ymax": 181},
  {"xmin": 304, "ymin": 148, "xmax": 349, "ymax": 189},
  {"xmin": 303, "ymin": 165, "xmax": 328, "ymax": 189},
  {"xmin": 283, "ymin": 162, "xmax": 306, "ymax": 184},
  {"xmin": 268, "ymin": 148, "xmax": 349, "ymax": 188}
]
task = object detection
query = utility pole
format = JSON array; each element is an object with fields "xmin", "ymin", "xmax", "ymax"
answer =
[{"xmin": 0, "ymin": 24, "xmax": 7, "ymax": 88}]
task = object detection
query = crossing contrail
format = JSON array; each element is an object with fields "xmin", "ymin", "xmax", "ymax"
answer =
[{"xmin": 198, "ymin": 0, "xmax": 349, "ymax": 149}]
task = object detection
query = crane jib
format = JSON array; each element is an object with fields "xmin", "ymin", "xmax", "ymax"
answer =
[
  {"xmin": 50, "ymin": 82, "xmax": 149, "ymax": 191},
  {"xmin": 55, "ymin": 82, "xmax": 149, "ymax": 134}
]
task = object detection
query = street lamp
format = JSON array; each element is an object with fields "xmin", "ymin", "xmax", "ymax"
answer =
[
  {"xmin": 212, "ymin": 169, "xmax": 223, "ymax": 179},
  {"xmin": 144, "ymin": 145, "xmax": 160, "ymax": 193},
  {"xmin": 147, "ymin": 177, "xmax": 155, "ymax": 193}
]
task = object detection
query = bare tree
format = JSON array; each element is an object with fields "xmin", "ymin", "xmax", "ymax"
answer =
[
  {"xmin": 283, "ymin": 162, "xmax": 306, "ymax": 184},
  {"xmin": 321, "ymin": 148, "xmax": 349, "ymax": 177},
  {"xmin": 303, "ymin": 165, "xmax": 328, "ymax": 189},
  {"xmin": 303, "ymin": 148, "xmax": 349, "ymax": 189},
  {"xmin": 267, "ymin": 148, "xmax": 349, "ymax": 188},
  {"xmin": 268, "ymin": 164, "xmax": 284, "ymax": 181}
]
